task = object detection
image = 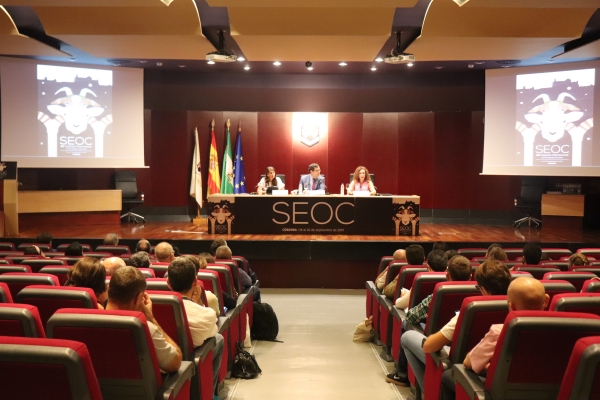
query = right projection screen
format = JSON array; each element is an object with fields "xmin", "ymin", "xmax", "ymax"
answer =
[{"xmin": 482, "ymin": 60, "xmax": 600, "ymax": 176}]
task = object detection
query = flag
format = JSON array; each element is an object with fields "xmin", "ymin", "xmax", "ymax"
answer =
[
  {"xmin": 189, "ymin": 127, "xmax": 202, "ymax": 208},
  {"xmin": 207, "ymin": 122, "xmax": 221, "ymax": 195},
  {"xmin": 220, "ymin": 120, "xmax": 234, "ymax": 194},
  {"xmin": 233, "ymin": 124, "xmax": 247, "ymax": 194}
]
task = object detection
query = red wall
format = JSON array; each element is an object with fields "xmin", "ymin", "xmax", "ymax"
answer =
[{"xmin": 143, "ymin": 110, "xmax": 517, "ymax": 212}]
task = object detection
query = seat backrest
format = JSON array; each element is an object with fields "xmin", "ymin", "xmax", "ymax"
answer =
[
  {"xmin": 424, "ymin": 282, "xmax": 481, "ymax": 335},
  {"xmin": 349, "ymin": 173, "xmax": 375, "ymax": 183},
  {"xmin": 486, "ymin": 311, "xmax": 600, "ymax": 399},
  {"xmin": 231, "ymin": 255, "xmax": 250, "ymax": 273},
  {"xmin": 115, "ymin": 170, "xmax": 139, "ymax": 198},
  {"xmin": 408, "ymin": 272, "xmax": 447, "ymax": 309},
  {"xmin": 519, "ymin": 176, "xmax": 545, "ymax": 203},
  {"xmin": 557, "ymin": 336, "xmax": 600, "ymax": 400},
  {"xmin": 20, "ymin": 258, "xmax": 67, "ymax": 273},
  {"xmin": 138, "ymin": 268, "xmax": 156, "ymax": 278},
  {"xmin": 17, "ymin": 243, "xmax": 53, "ymax": 252},
  {"xmin": 0, "ymin": 303, "xmax": 45, "ymax": 338},
  {"xmin": 147, "ymin": 290, "xmax": 193, "ymax": 360},
  {"xmin": 397, "ymin": 265, "xmax": 428, "ymax": 293},
  {"xmin": 38, "ymin": 266, "xmax": 72, "ymax": 285},
  {"xmin": 94, "ymin": 245, "xmax": 131, "ymax": 256},
  {"xmin": 47, "ymin": 308, "xmax": 163, "ymax": 399},
  {"xmin": 377, "ymin": 256, "xmax": 395, "ymax": 275},
  {"xmin": 514, "ymin": 265, "xmax": 561, "ymax": 280},
  {"xmin": 539, "ymin": 280, "xmax": 577, "ymax": 310},
  {"xmin": 5, "ymin": 256, "xmax": 38, "ymax": 265},
  {"xmin": 16, "ymin": 285, "xmax": 97, "ymax": 327},
  {"xmin": 541, "ymin": 248, "xmax": 572, "ymax": 260},
  {"xmin": 457, "ymin": 248, "xmax": 487, "ymax": 259},
  {"xmin": 150, "ymin": 262, "xmax": 170, "ymax": 278},
  {"xmin": 583, "ymin": 279, "xmax": 600, "ymax": 293},
  {"xmin": 56, "ymin": 243, "xmax": 92, "ymax": 252},
  {"xmin": 569, "ymin": 266, "xmax": 600, "ymax": 278},
  {"xmin": 145, "ymin": 278, "xmax": 170, "ymax": 291},
  {"xmin": 543, "ymin": 272, "xmax": 598, "ymax": 292},
  {"xmin": 550, "ymin": 293, "xmax": 600, "ymax": 316},
  {"xmin": 510, "ymin": 271, "xmax": 533, "ymax": 279},
  {"xmin": 55, "ymin": 256, "xmax": 84, "ymax": 266},
  {"xmin": 577, "ymin": 248, "xmax": 600, "ymax": 259},
  {"xmin": 449, "ymin": 296, "xmax": 509, "ymax": 364},
  {"xmin": 383, "ymin": 261, "xmax": 408, "ymax": 286},
  {"xmin": 214, "ymin": 259, "xmax": 242, "ymax": 294},
  {"xmin": 82, "ymin": 252, "xmax": 113, "ymax": 259},
  {"xmin": 0, "ymin": 242, "xmax": 15, "ymax": 251},
  {"xmin": 0, "ymin": 251, "xmax": 24, "ymax": 258},
  {"xmin": 504, "ymin": 248, "xmax": 526, "ymax": 261},
  {"xmin": 0, "ymin": 336, "xmax": 103, "ymax": 400},
  {"xmin": 541, "ymin": 260, "xmax": 570, "ymax": 271},
  {"xmin": 0, "ymin": 282, "xmax": 13, "ymax": 303},
  {"xmin": 197, "ymin": 270, "xmax": 225, "ymax": 315},
  {"xmin": 206, "ymin": 264, "xmax": 235, "ymax": 298},
  {"xmin": 0, "ymin": 273, "xmax": 59, "ymax": 299},
  {"xmin": 0, "ymin": 265, "xmax": 32, "ymax": 275}
]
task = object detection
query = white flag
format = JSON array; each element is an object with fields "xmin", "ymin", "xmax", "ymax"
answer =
[{"xmin": 189, "ymin": 127, "xmax": 202, "ymax": 208}]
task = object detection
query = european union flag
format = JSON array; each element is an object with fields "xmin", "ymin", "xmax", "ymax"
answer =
[{"xmin": 233, "ymin": 125, "xmax": 247, "ymax": 194}]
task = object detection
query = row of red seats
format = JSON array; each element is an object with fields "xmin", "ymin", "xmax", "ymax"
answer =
[{"xmin": 0, "ymin": 241, "xmax": 137, "ymax": 255}]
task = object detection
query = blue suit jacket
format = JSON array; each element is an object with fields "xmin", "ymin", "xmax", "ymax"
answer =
[{"xmin": 299, "ymin": 174, "xmax": 326, "ymax": 190}]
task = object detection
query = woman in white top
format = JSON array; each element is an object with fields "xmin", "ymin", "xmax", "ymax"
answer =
[
  {"xmin": 257, "ymin": 166, "xmax": 285, "ymax": 195},
  {"xmin": 347, "ymin": 166, "xmax": 376, "ymax": 195}
]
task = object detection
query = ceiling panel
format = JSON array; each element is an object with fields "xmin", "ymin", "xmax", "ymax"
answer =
[
  {"xmin": 207, "ymin": 0, "xmax": 417, "ymax": 7},
  {"xmin": 1, "ymin": 0, "xmax": 168, "ymax": 6},
  {"xmin": 461, "ymin": 0, "xmax": 600, "ymax": 8}
]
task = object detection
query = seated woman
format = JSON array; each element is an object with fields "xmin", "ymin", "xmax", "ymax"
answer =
[
  {"xmin": 65, "ymin": 256, "xmax": 107, "ymax": 309},
  {"xmin": 568, "ymin": 252, "xmax": 590, "ymax": 267},
  {"xmin": 347, "ymin": 166, "xmax": 376, "ymax": 195},
  {"xmin": 256, "ymin": 166, "xmax": 285, "ymax": 195}
]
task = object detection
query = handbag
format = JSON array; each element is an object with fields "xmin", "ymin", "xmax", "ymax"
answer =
[
  {"xmin": 353, "ymin": 316, "xmax": 374, "ymax": 342},
  {"xmin": 231, "ymin": 343, "xmax": 262, "ymax": 379}
]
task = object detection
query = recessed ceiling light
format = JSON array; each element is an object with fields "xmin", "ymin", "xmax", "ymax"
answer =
[
  {"xmin": 434, "ymin": 66, "xmax": 443, "ymax": 69},
  {"xmin": 207, "ymin": 60, "xmax": 215, "ymax": 65},
  {"xmin": 339, "ymin": 62, "xmax": 347, "ymax": 66},
  {"xmin": 307, "ymin": 67, "xmax": 313, "ymax": 71},
  {"xmin": 475, "ymin": 61, "xmax": 485, "ymax": 65},
  {"xmin": 156, "ymin": 62, "xmax": 163, "ymax": 66},
  {"xmin": 273, "ymin": 61, "xmax": 281, "ymax": 66},
  {"xmin": 407, "ymin": 62, "xmax": 413, "ymax": 67},
  {"xmin": 375, "ymin": 58, "xmax": 383, "ymax": 62},
  {"xmin": 244, "ymin": 65, "xmax": 250, "ymax": 70},
  {"xmin": 139, "ymin": 60, "xmax": 147, "ymax": 63},
  {"xmin": 371, "ymin": 66, "xmax": 377, "ymax": 71},
  {"xmin": 178, "ymin": 65, "xmax": 186, "ymax": 68},
  {"xmin": 501, "ymin": 65, "xmax": 511, "ymax": 68},
  {"xmin": 237, "ymin": 56, "xmax": 246, "ymax": 61}
]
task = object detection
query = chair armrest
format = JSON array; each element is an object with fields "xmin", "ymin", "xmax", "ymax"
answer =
[
  {"xmin": 452, "ymin": 364, "xmax": 489, "ymax": 400},
  {"xmin": 218, "ymin": 315, "xmax": 231, "ymax": 332},
  {"xmin": 406, "ymin": 322, "xmax": 424, "ymax": 335},
  {"xmin": 378, "ymin": 294, "xmax": 393, "ymax": 310},
  {"xmin": 193, "ymin": 336, "xmax": 216, "ymax": 363},
  {"xmin": 429, "ymin": 348, "xmax": 450, "ymax": 369},
  {"xmin": 158, "ymin": 360, "xmax": 195, "ymax": 400},
  {"xmin": 254, "ymin": 279, "xmax": 260, "ymax": 288}
]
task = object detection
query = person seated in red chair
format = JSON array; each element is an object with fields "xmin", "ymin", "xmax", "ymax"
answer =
[
  {"xmin": 400, "ymin": 260, "xmax": 511, "ymax": 391},
  {"xmin": 375, "ymin": 249, "xmax": 406, "ymax": 291},
  {"xmin": 65, "ymin": 256, "xmax": 108, "ymax": 309},
  {"xmin": 136, "ymin": 239, "xmax": 152, "ymax": 253},
  {"xmin": 167, "ymin": 257, "xmax": 224, "ymax": 397},
  {"xmin": 106, "ymin": 266, "xmax": 182, "ymax": 373},
  {"xmin": 103, "ymin": 233, "xmax": 119, "ymax": 245},
  {"xmin": 440, "ymin": 276, "xmax": 550, "ymax": 400},
  {"xmin": 523, "ymin": 242, "xmax": 542, "ymax": 265},
  {"xmin": 155, "ymin": 242, "xmax": 176, "ymax": 263}
]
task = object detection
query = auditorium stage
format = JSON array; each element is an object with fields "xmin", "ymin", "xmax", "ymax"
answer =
[{"xmin": 12, "ymin": 221, "xmax": 600, "ymax": 289}]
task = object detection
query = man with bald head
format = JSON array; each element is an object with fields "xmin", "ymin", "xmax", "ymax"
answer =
[
  {"xmin": 155, "ymin": 242, "xmax": 175, "ymax": 263},
  {"xmin": 375, "ymin": 249, "xmax": 407, "ymax": 290},
  {"xmin": 103, "ymin": 257, "xmax": 126, "ymax": 276},
  {"xmin": 440, "ymin": 277, "xmax": 550, "ymax": 400}
]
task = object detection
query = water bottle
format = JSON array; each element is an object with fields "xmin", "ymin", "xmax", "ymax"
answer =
[
  {"xmin": 340, "ymin": 183, "xmax": 344, "ymax": 195},
  {"xmin": 298, "ymin": 182, "xmax": 303, "ymax": 194}
]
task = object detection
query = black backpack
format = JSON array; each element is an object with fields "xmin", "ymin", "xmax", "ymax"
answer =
[{"xmin": 251, "ymin": 301, "xmax": 281, "ymax": 341}]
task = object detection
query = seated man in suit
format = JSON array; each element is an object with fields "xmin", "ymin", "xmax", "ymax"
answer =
[
  {"xmin": 106, "ymin": 266, "xmax": 182, "ymax": 373},
  {"xmin": 299, "ymin": 163, "xmax": 325, "ymax": 191}
]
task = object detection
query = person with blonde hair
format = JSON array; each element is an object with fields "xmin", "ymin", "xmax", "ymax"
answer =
[{"xmin": 347, "ymin": 166, "xmax": 376, "ymax": 195}]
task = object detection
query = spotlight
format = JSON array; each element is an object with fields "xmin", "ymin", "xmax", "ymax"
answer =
[
  {"xmin": 375, "ymin": 58, "xmax": 384, "ymax": 62},
  {"xmin": 371, "ymin": 66, "xmax": 377, "ymax": 71},
  {"xmin": 407, "ymin": 62, "xmax": 414, "ymax": 67},
  {"xmin": 207, "ymin": 60, "xmax": 215, "ymax": 65},
  {"xmin": 273, "ymin": 61, "xmax": 281, "ymax": 66},
  {"xmin": 339, "ymin": 62, "xmax": 347, "ymax": 66},
  {"xmin": 244, "ymin": 65, "xmax": 250, "ymax": 70},
  {"xmin": 237, "ymin": 56, "xmax": 246, "ymax": 61}
]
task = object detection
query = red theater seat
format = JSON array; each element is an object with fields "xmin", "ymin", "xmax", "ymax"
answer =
[
  {"xmin": 0, "ymin": 282, "xmax": 13, "ymax": 303},
  {"xmin": 558, "ymin": 336, "xmax": 600, "ymax": 400},
  {"xmin": 582, "ymin": 279, "xmax": 600, "ymax": 293},
  {"xmin": 94, "ymin": 245, "xmax": 131, "ymax": 256},
  {"xmin": 543, "ymin": 272, "xmax": 598, "ymax": 292},
  {"xmin": 20, "ymin": 258, "xmax": 67, "ymax": 273},
  {"xmin": 0, "ymin": 272, "xmax": 59, "ymax": 299},
  {"xmin": 0, "ymin": 303, "xmax": 45, "ymax": 337},
  {"xmin": 550, "ymin": 293, "xmax": 600, "ymax": 317}
]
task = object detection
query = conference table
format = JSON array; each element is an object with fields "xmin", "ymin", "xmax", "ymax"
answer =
[{"xmin": 207, "ymin": 194, "xmax": 420, "ymax": 236}]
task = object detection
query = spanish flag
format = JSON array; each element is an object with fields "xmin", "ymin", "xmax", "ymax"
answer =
[{"xmin": 207, "ymin": 120, "xmax": 221, "ymax": 195}]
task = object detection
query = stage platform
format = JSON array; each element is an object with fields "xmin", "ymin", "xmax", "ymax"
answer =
[{"xmin": 10, "ymin": 220, "xmax": 600, "ymax": 289}]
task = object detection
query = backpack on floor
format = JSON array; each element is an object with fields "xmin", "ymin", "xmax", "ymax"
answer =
[{"xmin": 251, "ymin": 301, "xmax": 281, "ymax": 341}]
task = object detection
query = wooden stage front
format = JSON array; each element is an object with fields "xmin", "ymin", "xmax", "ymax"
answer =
[{"xmin": 11, "ymin": 220, "xmax": 600, "ymax": 289}]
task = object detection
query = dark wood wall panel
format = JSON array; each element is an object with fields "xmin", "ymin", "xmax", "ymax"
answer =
[
  {"xmin": 327, "ymin": 113, "xmax": 364, "ymax": 190},
  {"xmin": 291, "ymin": 115, "xmax": 329, "ymax": 186},
  {"xmin": 397, "ymin": 113, "xmax": 435, "ymax": 208},
  {"xmin": 362, "ymin": 113, "xmax": 398, "ymax": 195}
]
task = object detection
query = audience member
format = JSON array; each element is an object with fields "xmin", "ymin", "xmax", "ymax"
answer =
[
  {"xmin": 393, "ymin": 247, "xmax": 442, "ymax": 308},
  {"xmin": 440, "ymin": 277, "xmax": 549, "ymax": 400},
  {"xmin": 106, "ymin": 266, "xmax": 182, "ymax": 373},
  {"xmin": 136, "ymin": 239, "xmax": 151, "ymax": 253},
  {"xmin": 210, "ymin": 238, "xmax": 227, "ymax": 256},
  {"xmin": 444, "ymin": 250, "xmax": 459, "ymax": 261},
  {"xmin": 128, "ymin": 251, "xmax": 151, "ymax": 268},
  {"xmin": 185, "ymin": 255, "xmax": 220, "ymax": 316},
  {"xmin": 198, "ymin": 254, "xmax": 236, "ymax": 311},
  {"xmin": 65, "ymin": 257, "xmax": 107, "ymax": 309},
  {"xmin": 487, "ymin": 247, "xmax": 508, "ymax": 261},
  {"xmin": 523, "ymin": 242, "xmax": 542, "ymax": 265},
  {"xmin": 24, "ymin": 245, "xmax": 46, "ymax": 257},
  {"xmin": 36, "ymin": 232, "xmax": 53, "ymax": 250},
  {"xmin": 432, "ymin": 241, "xmax": 449, "ymax": 253},
  {"xmin": 383, "ymin": 244, "xmax": 425, "ymax": 299},
  {"xmin": 103, "ymin": 233, "xmax": 119, "ymax": 245},
  {"xmin": 386, "ymin": 255, "xmax": 471, "ymax": 386},
  {"xmin": 199, "ymin": 252, "xmax": 214, "ymax": 263},
  {"xmin": 485, "ymin": 243, "xmax": 502, "ymax": 257},
  {"xmin": 173, "ymin": 246, "xmax": 181, "ymax": 257},
  {"xmin": 103, "ymin": 257, "xmax": 126, "ymax": 276},
  {"xmin": 216, "ymin": 245, "xmax": 252, "ymax": 291},
  {"xmin": 400, "ymin": 260, "xmax": 511, "ymax": 391},
  {"xmin": 167, "ymin": 257, "xmax": 224, "ymax": 395},
  {"xmin": 155, "ymin": 242, "xmax": 175, "ymax": 263},
  {"xmin": 65, "ymin": 242, "xmax": 83, "ymax": 256},
  {"xmin": 568, "ymin": 253, "xmax": 590, "ymax": 267},
  {"xmin": 375, "ymin": 249, "xmax": 406, "ymax": 289}
]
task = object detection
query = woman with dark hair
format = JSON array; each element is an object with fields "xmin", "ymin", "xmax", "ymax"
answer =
[
  {"xmin": 347, "ymin": 166, "xmax": 376, "ymax": 195},
  {"xmin": 65, "ymin": 257, "xmax": 107, "ymax": 309},
  {"xmin": 256, "ymin": 166, "xmax": 285, "ymax": 195}
]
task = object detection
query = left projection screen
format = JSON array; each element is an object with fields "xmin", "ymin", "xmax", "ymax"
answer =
[{"xmin": 0, "ymin": 57, "xmax": 145, "ymax": 168}]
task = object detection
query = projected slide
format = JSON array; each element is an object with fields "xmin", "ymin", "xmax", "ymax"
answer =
[
  {"xmin": 515, "ymin": 69, "xmax": 594, "ymax": 167},
  {"xmin": 37, "ymin": 65, "xmax": 113, "ymax": 158}
]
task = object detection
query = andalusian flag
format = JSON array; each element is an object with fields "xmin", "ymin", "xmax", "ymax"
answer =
[
  {"xmin": 220, "ymin": 120, "xmax": 234, "ymax": 194},
  {"xmin": 233, "ymin": 123, "xmax": 247, "ymax": 194},
  {"xmin": 189, "ymin": 127, "xmax": 202, "ymax": 208},
  {"xmin": 207, "ymin": 120, "xmax": 221, "ymax": 195}
]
